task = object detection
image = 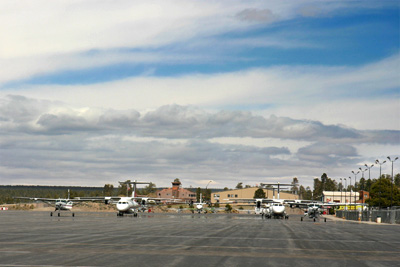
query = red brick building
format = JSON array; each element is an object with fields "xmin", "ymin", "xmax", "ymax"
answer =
[
  {"xmin": 358, "ymin": 190, "xmax": 370, "ymax": 203},
  {"xmin": 156, "ymin": 180, "xmax": 196, "ymax": 202}
]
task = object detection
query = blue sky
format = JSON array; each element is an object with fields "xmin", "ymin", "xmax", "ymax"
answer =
[
  {"xmin": 3, "ymin": 3, "xmax": 399, "ymax": 87},
  {"xmin": 0, "ymin": 1, "xmax": 399, "ymax": 188}
]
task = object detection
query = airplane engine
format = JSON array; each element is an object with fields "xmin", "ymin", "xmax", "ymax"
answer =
[{"xmin": 105, "ymin": 197, "xmax": 112, "ymax": 205}]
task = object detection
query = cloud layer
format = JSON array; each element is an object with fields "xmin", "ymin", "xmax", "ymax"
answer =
[
  {"xmin": 0, "ymin": 1, "xmax": 399, "ymax": 188},
  {"xmin": 1, "ymin": 95, "xmax": 399, "ymax": 187}
]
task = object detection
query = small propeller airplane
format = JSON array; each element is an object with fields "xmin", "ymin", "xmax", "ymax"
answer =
[
  {"xmin": 78, "ymin": 180, "xmax": 180, "ymax": 217},
  {"xmin": 15, "ymin": 190, "xmax": 77, "ymax": 217},
  {"xmin": 224, "ymin": 183, "xmax": 293, "ymax": 219},
  {"xmin": 304, "ymin": 203, "xmax": 322, "ymax": 221},
  {"xmin": 187, "ymin": 193, "xmax": 214, "ymax": 213}
]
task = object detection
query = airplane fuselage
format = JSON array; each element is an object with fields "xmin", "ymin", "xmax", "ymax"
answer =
[
  {"xmin": 307, "ymin": 204, "xmax": 321, "ymax": 218},
  {"xmin": 261, "ymin": 203, "xmax": 288, "ymax": 219},
  {"xmin": 271, "ymin": 203, "xmax": 286, "ymax": 218},
  {"xmin": 54, "ymin": 199, "xmax": 73, "ymax": 211},
  {"xmin": 116, "ymin": 197, "xmax": 140, "ymax": 213}
]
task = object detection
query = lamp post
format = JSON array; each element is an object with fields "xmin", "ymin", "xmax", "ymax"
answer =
[
  {"xmin": 352, "ymin": 170, "xmax": 360, "ymax": 206},
  {"xmin": 349, "ymin": 176, "xmax": 352, "ymax": 209},
  {"xmin": 375, "ymin": 159, "xmax": 386, "ymax": 179},
  {"xmin": 340, "ymin": 178, "xmax": 343, "ymax": 204},
  {"xmin": 376, "ymin": 159, "xmax": 386, "ymax": 210},
  {"xmin": 358, "ymin": 167, "xmax": 367, "ymax": 191},
  {"xmin": 205, "ymin": 180, "xmax": 213, "ymax": 203},
  {"xmin": 344, "ymin": 178, "xmax": 347, "ymax": 210},
  {"xmin": 365, "ymin": 163, "xmax": 374, "ymax": 192},
  {"xmin": 387, "ymin": 156, "xmax": 398, "ymax": 208}
]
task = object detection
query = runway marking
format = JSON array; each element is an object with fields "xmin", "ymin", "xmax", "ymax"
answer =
[
  {"xmin": 0, "ymin": 241, "xmax": 398, "ymax": 255},
  {"xmin": 1, "ymin": 232, "xmax": 399, "ymax": 243},
  {"xmin": 0, "ymin": 251, "xmax": 30, "ymax": 254},
  {"xmin": 0, "ymin": 245, "xmax": 398, "ymax": 262},
  {"xmin": 0, "ymin": 265, "xmax": 96, "ymax": 267}
]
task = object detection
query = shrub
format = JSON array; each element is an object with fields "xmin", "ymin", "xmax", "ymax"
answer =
[{"xmin": 225, "ymin": 204, "xmax": 232, "ymax": 213}]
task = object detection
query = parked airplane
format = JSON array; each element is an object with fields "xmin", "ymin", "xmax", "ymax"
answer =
[
  {"xmin": 223, "ymin": 197, "xmax": 288, "ymax": 219},
  {"xmin": 187, "ymin": 193, "xmax": 213, "ymax": 213},
  {"xmin": 260, "ymin": 201, "xmax": 288, "ymax": 219},
  {"xmin": 15, "ymin": 190, "xmax": 77, "ymax": 217},
  {"xmin": 304, "ymin": 203, "xmax": 322, "ymax": 221},
  {"xmin": 90, "ymin": 180, "xmax": 180, "ymax": 217}
]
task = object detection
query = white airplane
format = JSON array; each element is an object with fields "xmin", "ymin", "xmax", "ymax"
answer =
[
  {"xmin": 305, "ymin": 203, "xmax": 322, "ymax": 220},
  {"xmin": 259, "ymin": 200, "xmax": 288, "ymax": 219},
  {"xmin": 190, "ymin": 193, "xmax": 211, "ymax": 213},
  {"xmin": 227, "ymin": 183, "xmax": 292, "ymax": 219},
  {"xmin": 15, "ymin": 190, "xmax": 77, "ymax": 217},
  {"xmin": 97, "ymin": 180, "xmax": 179, "ymax": 217},
  {"xmin": 222, "ymin": 197, "xmax": 288, "ymax": 219}
]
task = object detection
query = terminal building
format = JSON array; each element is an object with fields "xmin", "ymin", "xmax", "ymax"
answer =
[
  {"xmin": 322, "ymin": 191, "xmax": 369, "ymax": 203},
  {"xmin": 211, "ymin": 187, "xmax": 299, "ymax": 204}
]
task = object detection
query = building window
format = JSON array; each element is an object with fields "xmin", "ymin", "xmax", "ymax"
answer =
[{"xmin": 235, "ymin": 194, "xmax": 238, "ymax": 197}]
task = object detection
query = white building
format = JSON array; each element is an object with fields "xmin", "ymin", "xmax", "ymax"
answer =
[{"xmin": 322, "ymin": 191, "xmax": 359, "ymax": 204}]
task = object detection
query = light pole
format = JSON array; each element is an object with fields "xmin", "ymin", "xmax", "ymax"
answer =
[
  {"xmin": 205, "ymin": 180, "xmax": 213, "ymax": 203},
  {"xmin": 365, "ymin": 163, "xmax": 374, "ymax": 192},
  {"xmin": 352, "ymin": 170, "xmax": 360, "ymax": 206},
  {"xmin": 358, "ymin": 167, "xmax": 367, "ymax": 190},
  {"xmin": 375, "ymin": 159, "xmax": 386, "ymax": 179},
  {"xmin": 387, "ymin": 156, "xmax": 398, "ymax": 208},
  {"xmin": 340, "ymin": 178, "xmax": 343, "ymax": 204},
  {"xmin": 349, "ymin": 176, "xmax": 352, "ymax": 209},
  {"xmin": 344, "ymin": 178, "xmax": 347, "ymax": 210}
]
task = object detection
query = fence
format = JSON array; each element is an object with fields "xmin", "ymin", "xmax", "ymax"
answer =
[{"xmin": 336, "ymin": 208, "xmax": 400, "ymax": 224}]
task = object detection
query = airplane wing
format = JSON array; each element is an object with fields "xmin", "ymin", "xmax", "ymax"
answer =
[
  {"xmin": 73, "ymin": 196, "xmax": 121, "ymax": 204},
  {"xmin": 133, "ymin": 197, "xmax": 185, "ymax": 205},
  {"xmin": 74, "ymin": 196, "xmax": 183, "ymax": 205},
  {"xmin": 14, "ymin": 197, "xmax": 58, "ymax": 206},
  {"xmin": 220, "ymin": 198, "xmax": 282, "ymax": 204}
]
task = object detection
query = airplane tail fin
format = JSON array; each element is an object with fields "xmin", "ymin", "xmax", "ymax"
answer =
[{"xmin": 131, "ymin": 182, "xmax": 136, "ymax": 198}]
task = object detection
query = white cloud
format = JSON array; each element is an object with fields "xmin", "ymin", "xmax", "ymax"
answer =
[
  {"xmin": 2, "ymin": 54, "xmax": 398, "ymax": 131},
  {"xmin": 1, "ymin": 95, "xmax": 398, "ymax": 188}
]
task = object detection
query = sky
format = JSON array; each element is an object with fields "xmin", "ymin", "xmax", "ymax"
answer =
[{"xmin": 0, "ymin": 0, "xmax": 399, "ymax": 189}]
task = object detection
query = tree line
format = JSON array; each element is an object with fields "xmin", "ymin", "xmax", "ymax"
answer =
[
  {"xmin": 296, "ymin": 173, "xmax": 400, "ymax": 208},
  {"xmin": 1, "ymin": 183, "xmax": 162, "ymax": 204},
  {"xmin": 3, "ymin": 173, "xmax": 400, "ymax": 208}
]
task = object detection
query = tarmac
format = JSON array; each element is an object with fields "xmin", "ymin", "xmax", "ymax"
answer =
[{"xmin": 0, "ymin": 211, "xmax": 399, "ymax": 267}]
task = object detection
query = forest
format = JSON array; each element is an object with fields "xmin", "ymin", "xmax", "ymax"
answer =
[{"xmin": 0, "ymin": 182, "xmax": 160, "ymax": 204}]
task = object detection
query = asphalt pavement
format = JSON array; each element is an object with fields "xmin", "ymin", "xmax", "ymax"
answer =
[{"xmin": 0, "ymin": 211, "xmax": 399, "ymax": 266}]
